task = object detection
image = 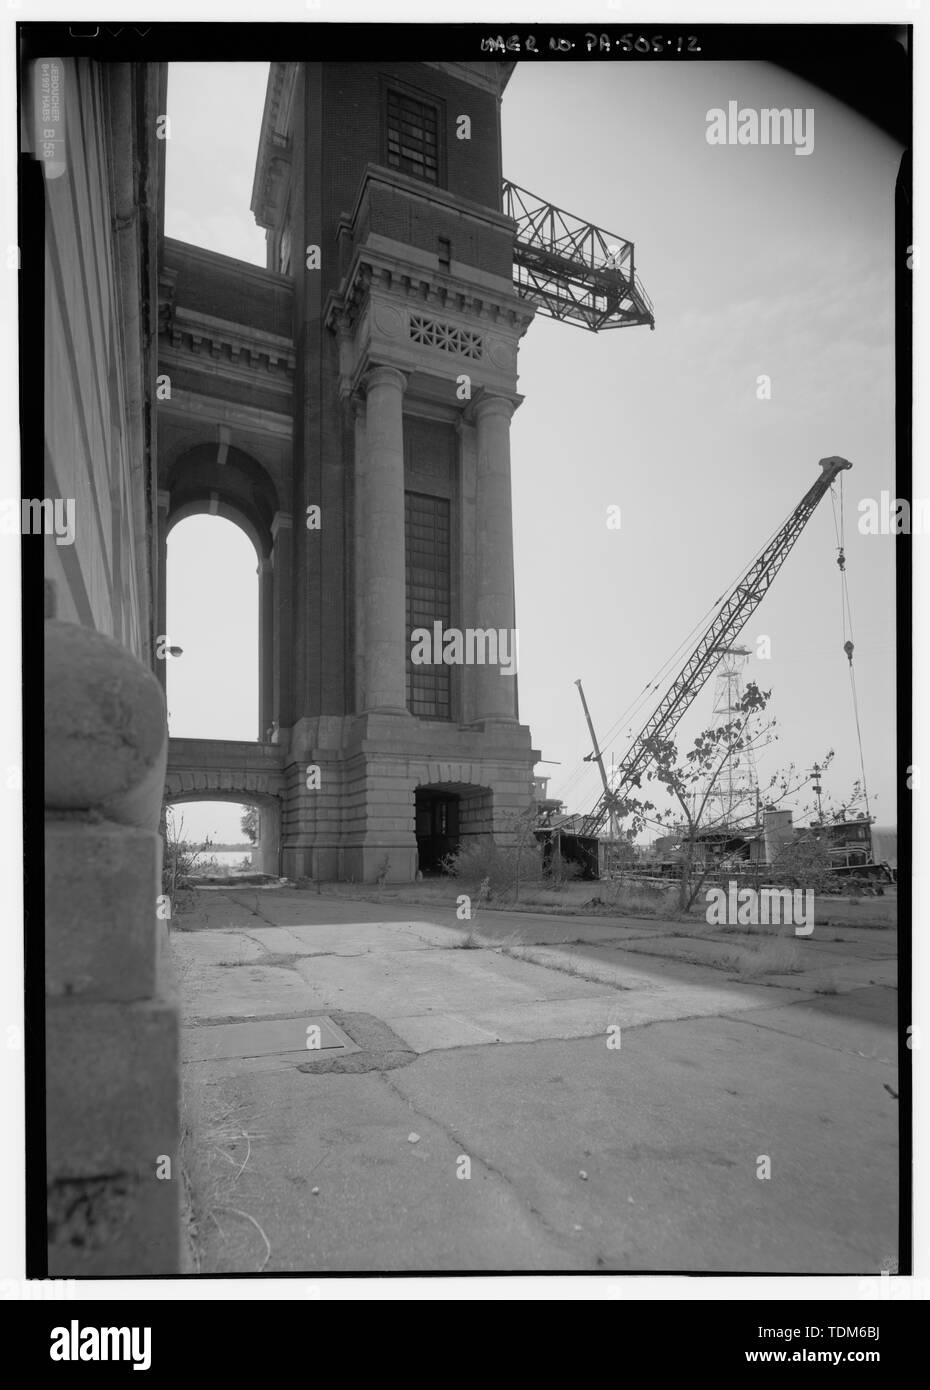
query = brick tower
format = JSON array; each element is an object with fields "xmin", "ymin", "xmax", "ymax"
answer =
[{"xmin": 241, "ymin": 60, "xmax": 538, "ymax": 881}]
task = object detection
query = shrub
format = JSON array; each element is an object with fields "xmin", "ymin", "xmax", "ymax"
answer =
[
  {"xmin": 441, "ymin": 835, "xmax": 543, "ymax": 899},
  {"xmin": 548, "ymin": 853, "xmax": 585, "ymax": 888},
  {"xmin": 713, "ymin": 938, "xmax": 803, "ymax": 978},
  {"xmin": 770, "ymin": 837, "xmax": 836, "ymax": 894},
  {"xmin": 161, "ymin": 805, "xmax": 215, "ymax": 912}
]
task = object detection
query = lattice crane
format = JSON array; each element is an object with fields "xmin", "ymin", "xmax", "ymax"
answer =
[{"xmin": 579, "ymin": 456, "xmax": 854, "ymax": 838}]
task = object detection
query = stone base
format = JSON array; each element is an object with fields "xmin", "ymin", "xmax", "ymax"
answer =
[
  {"xmin": 45, "ymin": 811, "xmax": 180, "ymax": 1277},
  {"xmin": 279, "ymin": 711, "xmax": 539, "ymax": 883},
  {"xmin": 341, "ymin": 838, "xmax": 420, "ymax": 885}
]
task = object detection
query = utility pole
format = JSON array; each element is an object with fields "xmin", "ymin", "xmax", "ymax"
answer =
[{"xmin": 810, "ymin": 763, "xmax": 824, "ymax": 823}]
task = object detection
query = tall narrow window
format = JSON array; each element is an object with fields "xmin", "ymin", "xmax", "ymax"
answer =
[
  {"xmin": 386, "ymin": 88, "xmax": 440, "ymax": 184},
  {"xmin": 405, "ymin": 491, "xmax": 451, "ymax": 718}
]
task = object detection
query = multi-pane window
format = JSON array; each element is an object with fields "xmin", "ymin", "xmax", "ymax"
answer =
[
  {"xmin": 386, "ymin": 89, "xmax": 440, "ymax": 184},
  {"xmin": 406, "ymin": 491, "xmax": 451, "ymax": 719}
]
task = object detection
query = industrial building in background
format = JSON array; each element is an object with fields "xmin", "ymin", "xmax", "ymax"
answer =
[{"xmin": 548, "ymin": 456, "xmax": 896, "ymax": 887}]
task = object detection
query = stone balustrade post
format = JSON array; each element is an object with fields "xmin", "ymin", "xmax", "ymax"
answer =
[{"xmin": 44, "ymin": 619, "xmax": 180, "ymax": 1275}]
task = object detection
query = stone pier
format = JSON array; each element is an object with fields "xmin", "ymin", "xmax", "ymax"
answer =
[{"xmin": 44, "ymin": 620, "xmax": 180, "ymax": 1276}]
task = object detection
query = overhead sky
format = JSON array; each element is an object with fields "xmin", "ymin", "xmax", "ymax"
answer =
[{"xmin": 164, "ymin": 60, "xmax": 900, "ymax": 847}]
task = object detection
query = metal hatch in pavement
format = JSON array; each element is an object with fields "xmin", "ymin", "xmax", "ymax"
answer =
[{"xmin": 184, "ymin": 1014, "xmax": 359, "ymax": 1064}]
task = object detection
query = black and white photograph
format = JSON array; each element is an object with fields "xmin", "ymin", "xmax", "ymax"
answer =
[{"xmin": 2, "ymin": 3, "xmax": 920, "ymax": 1326}]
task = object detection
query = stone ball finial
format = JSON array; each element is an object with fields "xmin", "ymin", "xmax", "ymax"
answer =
[{"xmin": 45, "ymin": 621, "xmax": 168, "ymax": 830}]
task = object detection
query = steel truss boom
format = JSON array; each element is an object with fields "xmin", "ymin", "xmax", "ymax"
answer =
[
  {"xmin": 502, "ymin": 180, "xmax": 655, "ymax": 332},
  {"xmin": 581, "ymin": 457, "xmax": 853, "ymax": 838}
]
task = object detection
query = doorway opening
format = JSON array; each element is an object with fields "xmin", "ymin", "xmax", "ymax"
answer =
[{"xmin": 415, "ymin": 789, "xmax": 460, "ymax": 874}]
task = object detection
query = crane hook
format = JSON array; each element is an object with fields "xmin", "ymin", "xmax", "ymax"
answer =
[
  {"xmin": 836, "ymin": 547, "xmax": 846, "ymax": 572},
  {"xmin": 844, "ymin": 639, "xmax": 854, "ymax": 665}
]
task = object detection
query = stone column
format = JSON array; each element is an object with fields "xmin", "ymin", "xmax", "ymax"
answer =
[
  {"xmin": 155, "ymin": 490, "xmax": 170, "ymax": 692},
  {"xmin": 361, "ymin": 365, "xmax": 408, "ymax": 713},
  {"xmin": 473, "ymin": 393, "xmax": 518, "ymax": 723},
  {"xmin": 258, "ymin": 557, "xmax": 274, "ymax": 739},
  {"xmin": 352, "ymin": 398, "xmax": 368, "ymax": 711},
  {"xmin": 271, "ymin": 512, "xmax": 292, "ymax": 734}
]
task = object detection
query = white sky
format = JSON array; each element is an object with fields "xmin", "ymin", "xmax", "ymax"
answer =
[{"xmin": 164, "ymin": 60, "xmax": 900, "ymax": 847}]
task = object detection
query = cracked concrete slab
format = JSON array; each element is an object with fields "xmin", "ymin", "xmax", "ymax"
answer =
[
  {"xmin": 721, "ymin": 986, "xmax": 898, "ymax": 1064},
  {"xmin": 180, "ymin": 960, "xmax": 320, "ymax": 1022},
  {"xmin": 291, "ymin": 945, "xmax": 620, "ymax": 1017},
  {"xmin": 242, "ymin": 919, "xmax": 463, "ymax": 955},
  {"xmin": 175, "ymin": 886, "xmax": 900, "ymax": 1273},
  {"xmin": 187, "ymin": 1066, "xmax": 591, "ymax": 1273},
  {"xmin": 172, "ymin": 931, "xmax": 266, "ymax": 966},
  {"xmin": 384, "ymin": 1021, "xmax": 898, "ymax": 1273}
]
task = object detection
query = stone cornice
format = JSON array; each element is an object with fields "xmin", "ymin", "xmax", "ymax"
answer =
[
  {"xmin": 423, "ymin": 61, "xmax": 517, "ymax": 97},
  {"xmin": 159, "ymin": 306, "xmax": 296, "ymax": 378},
  {"xmin": 325, "ymin": 250, "xmax": 535, "ymax": 340},
  {"xmin": 162, "ymin": 237, "xmax": 293, "ymax": 290},
  {"xmin": 250, "ymin": 61, "xmax": 299, "ymax": 230}
]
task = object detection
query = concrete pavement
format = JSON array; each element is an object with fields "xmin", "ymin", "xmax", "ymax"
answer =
[{"xmin": 172, "ymin": 887, "xmax": 899, "ymax": 1274}]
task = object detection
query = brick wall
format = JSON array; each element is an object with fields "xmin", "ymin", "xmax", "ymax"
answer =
[
  {"xmin": 321, "ymin": 63, "xmax": 503, "ymax": 220},
  {"xmin": 162, "ymin": 239, "xmax": 294, "ymax": 337}
]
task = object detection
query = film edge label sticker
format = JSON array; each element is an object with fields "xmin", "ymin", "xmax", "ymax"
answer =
[{"xmin": 33, "ymin": 58, "xmax": 66, "ymax": 180}]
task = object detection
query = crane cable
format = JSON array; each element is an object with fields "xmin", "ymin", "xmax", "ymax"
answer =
[{"xmin": 830, "ymin": 474, "xmax": 872, "ymax": 819}]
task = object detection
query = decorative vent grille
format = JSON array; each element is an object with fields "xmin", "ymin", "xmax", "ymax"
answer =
[{"xmin": 409, "ymin": 314, "xmax": 483, "ymax": 360}]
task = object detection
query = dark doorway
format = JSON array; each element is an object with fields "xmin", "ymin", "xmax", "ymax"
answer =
[{"xmin": 415, "ymin": 789, "xmax": 460, "ymax": 874}]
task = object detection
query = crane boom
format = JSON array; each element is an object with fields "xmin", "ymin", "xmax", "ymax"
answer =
[
  {"xmin": 580, "ymin": 456, "xmax": 853, "ymax": 837},
  {"xmin": 575, "ymin": 679, "xmax": 611, "ymax": 798}
]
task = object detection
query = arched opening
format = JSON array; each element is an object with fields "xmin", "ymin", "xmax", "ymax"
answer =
[
  {"xmin": 165, "ymin": 796, "xmax": 281, "ymax": 878},
  {"xmin": 166, "ymin": 514, "xmax": 260, "ymax": 740}
]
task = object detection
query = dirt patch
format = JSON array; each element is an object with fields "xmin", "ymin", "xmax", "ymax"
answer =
[
  {"xmin": 297, "ymin": 1012, "xmax": 417, "ymax": 1074},
  {"xmin": 215, "ymin": 952, "xmax": 299, "ymax": 970}
]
